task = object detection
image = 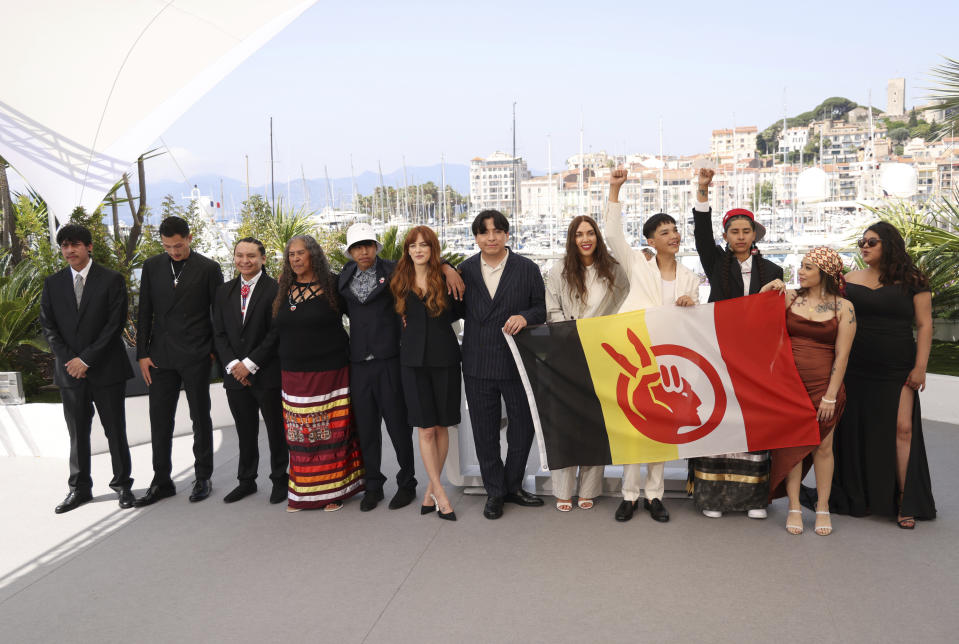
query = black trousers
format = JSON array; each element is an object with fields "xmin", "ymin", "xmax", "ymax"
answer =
[
  {"xmin": 463, "ymin": 375, "xmax": 535, "ymax": 498},
  {"xmin": 350, "ymin": 358, "xmax": 416, "ymax": 493},
  {"xmin": 60, "ymin": 381, "xmax": 132, "ymax": 492},
  {"xmin": 225, "ymin": 386, "xmax": 288, "ymax": 484},
  {"xmin": 148, "ymin": 358, "xmax": 214, "ymax": 486}
]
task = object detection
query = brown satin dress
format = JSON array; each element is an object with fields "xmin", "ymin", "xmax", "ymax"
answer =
[{"xmin": 769, "ymin": 308, "xmax": 846, "ymax": 500}]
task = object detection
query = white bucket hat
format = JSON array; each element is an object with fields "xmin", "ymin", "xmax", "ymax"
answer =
[{"xmin": 345, "ymin": 222, "xmax": 382, "ymax": 253}]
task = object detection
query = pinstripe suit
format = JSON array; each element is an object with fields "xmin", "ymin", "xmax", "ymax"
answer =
[{"xmin": 460, "ymin": 250, "xmax": 546, "ymax": 497}]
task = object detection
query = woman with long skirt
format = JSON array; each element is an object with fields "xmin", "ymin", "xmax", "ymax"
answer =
[
  {"xmin": 273, "ymin": 235, "xmax": 364, "ymax": 512},
  {"xmin": 826, "ymin": 222, "xmax": 936, "ymax": 528},
  {"xmin": 762, "ymin": 247, "xmax": 855, "ymax": 535},
  {"xmin": 390, "ymin": 226, "xmax": 463, "ymax": 520}
]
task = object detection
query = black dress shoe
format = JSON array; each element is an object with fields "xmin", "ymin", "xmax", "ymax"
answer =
[
  {"xmin": 189, "ymin": 479, "xmax": 212, "ymax": 502},
  {"xmin": 388, "ymin": 486, "xmax": 416, "ymax": 510},
  {"xmin": 117, "ymin": 488, "xmax": 136, "ymax": 509},
  {"xmin": 134, "ymin": 484, "xmax": 176, "ymax": 507},
  {"xmin": 503, "ymin": 489, "xmax": 544, "ymax": 507},
  {"xmin": 483, "ymin": 496, "xmax": 504, "ymax": 520},
  {"xmin": 644, "ymin": 497, "xmax": 670, "ymax": 522},
  {"xmin": 55, "ymin": 489, "xmax": 93, "ymax": 514},
  {"xmin": 615, "ymin": 499, "xmax": 637, "ymax": 522},
  {"xmin": 360, "ymin": 489, "xmax": 384, "ymax": 512},
  {"xmin": 270, "ymin": 482, "xmax": 288, "ymax": 504},
  {"xmin": 223, "ymin": 481, "xmax": 257, "ymax": 503},
  {"xmin": 420, "ymin": 503, "xmax": 437, "ymax": 515}
]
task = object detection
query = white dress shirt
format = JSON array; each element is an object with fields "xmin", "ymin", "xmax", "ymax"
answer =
[
  {"xmin": 225, "ymin": 272, "xmax": 262, "ymax": 377},
  {"xmin": 480, "ymin": 249, "xmax": 509, "ymax": 299}
]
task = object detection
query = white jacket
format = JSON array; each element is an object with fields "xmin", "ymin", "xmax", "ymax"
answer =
[{"xmin": 603, "ymin": 201, "xmax": 700, "ymax": 313}]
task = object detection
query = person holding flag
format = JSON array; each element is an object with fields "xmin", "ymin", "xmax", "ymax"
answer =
[
  {"xmin": 545, "ymin": 215, "xmax": 629, "ymax": 511},
  {"xmin": 761, "ymin": 248, "xmax": 856, "ymax": 535},
  {"xmin": 689, "ymin": 168, "xmax": 783, "ymax": 520},
  {"xmin": 603, "ymin": 168, "xmax": 702, "ymax": 524}
]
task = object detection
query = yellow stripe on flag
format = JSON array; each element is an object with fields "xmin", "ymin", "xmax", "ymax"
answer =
[{"xmin": 577, "ymin": 311, "xmax": 679, "ymax": 464}]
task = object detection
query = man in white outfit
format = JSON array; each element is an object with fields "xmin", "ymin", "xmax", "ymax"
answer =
[{"xmin": 603, "ymin": 168, "xmax": 701, "ymax": 523}]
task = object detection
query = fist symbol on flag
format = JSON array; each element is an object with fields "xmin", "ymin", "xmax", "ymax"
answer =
[{"xmin": 602, "ymin": 329, "xmax": 725, "ymax": 444}]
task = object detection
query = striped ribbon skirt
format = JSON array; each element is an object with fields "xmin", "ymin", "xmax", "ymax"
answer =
[
  {"xmin": 282, "ymin": 367, "xmax": 365, "ymax": 510},
  {"xmin": 689, "ymin": 451, "xmax": 770, "ymax": 512}
]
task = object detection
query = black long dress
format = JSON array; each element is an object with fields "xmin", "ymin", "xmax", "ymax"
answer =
[{"xmin": 829, "ymin": 283, "xmax": 936, "ymax": 520}]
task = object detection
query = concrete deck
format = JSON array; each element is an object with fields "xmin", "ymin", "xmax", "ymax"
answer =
[{"xmin": 1, "ymin": 420, "xmax": 957, "ymax": 643}]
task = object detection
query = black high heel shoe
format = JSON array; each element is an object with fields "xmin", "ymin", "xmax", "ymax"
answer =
[
  {"xmin": 430, "ymin": 493, "xmax": 456, "ymax": 521},
  {"xmin": 420, "ymin": 503, "xmax": 436, "ymax": 515}
]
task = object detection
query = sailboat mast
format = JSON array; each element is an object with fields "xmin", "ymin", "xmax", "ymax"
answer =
[{"xmin": 350, "ymin": 154, "xmax": 358, "ymax": 214}]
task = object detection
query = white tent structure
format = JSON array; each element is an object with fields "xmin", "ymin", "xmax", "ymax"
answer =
[
  {"xmin": 796, "ymin": 167, "xmax": 829, "ymax": 204},
  {"xmin": 0, "ymin": 0, "xmax": 318, "ymax": 231},
  {"xmin": 879, "ymin": 162, "xmax": 919, "ymax": 198}
]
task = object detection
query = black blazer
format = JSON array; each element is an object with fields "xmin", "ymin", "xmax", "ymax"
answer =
[
  {"xmin": 136, "ymin": 251, "xmax": 223, "ymax": 369},
  {"xmin": 338, "ymin": 258, "xmax": 401, "ymax": 362},
  {"xmin": 399, "ymin": 290, "xmax": 463, "ymax": 368},
  {"xmin": 459, "ymin": 250, "xmax": 546, "ymax": 379},
  {"xmin": 213, "ymin": 273, "xmax": 281, "ymax": 390},
  {"xmin": 693, "ymin": 207, "xmax": 784, "ymax": 302},
  {"xmin": 40, "ymin": 262, "xmax": 134, "ymax": 389}
]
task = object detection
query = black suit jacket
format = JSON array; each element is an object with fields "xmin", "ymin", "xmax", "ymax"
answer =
[
  {"xmin": 399, "ymin": 290, "xmax": 463, "ymax": 368},
  {"xmin": 338, "ymin": 258, "xmax": 401, "ymax": 362},
  {"xmin": 459, "ymin": 250, "xmax": 546, "ymax": 379},
  {"xmin": 213, "ymin": 273, "xmax": 281, "ymax": 390},
  {"xmin": 693, "ymin": 207, "xmax": 784, "ymax": 302},
  {"xmin": 40, "ymin": 262, "xmax": 134, "ymax": 389},
  {"xmin": 136, "ymin": 251, "xmax": 223, "ymax": 369}
]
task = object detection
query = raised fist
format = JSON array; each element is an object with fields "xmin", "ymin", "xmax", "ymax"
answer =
[
  {"xmin": 610, "ymin": 167, "xmax": 628, "ymax": 188},
  {"xmin": 696, "ymin": 168, "xmax": 714, "ymax": 187}
]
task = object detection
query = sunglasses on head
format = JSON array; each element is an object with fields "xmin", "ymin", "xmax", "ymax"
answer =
[{"xmin": 857, "ymin": 237, "xmax": 881, "ymax": 248}]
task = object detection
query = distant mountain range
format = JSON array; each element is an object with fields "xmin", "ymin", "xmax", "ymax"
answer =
[{"xmin": 143, "ymin": 162, "xmax": 470, "ymax": 220}]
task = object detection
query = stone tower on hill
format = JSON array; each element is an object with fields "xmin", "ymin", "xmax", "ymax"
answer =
[{"xmin": 887, "ymin": 78, "xmax": 905, "ymax": 117}]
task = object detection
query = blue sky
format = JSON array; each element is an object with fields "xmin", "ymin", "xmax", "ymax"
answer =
[{"xmin": 150, "ymin": 0, "xmax": 958, "ymax": 184}]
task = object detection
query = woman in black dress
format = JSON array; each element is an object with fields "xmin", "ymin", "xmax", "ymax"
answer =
[
  {"xmin": 390, "ymin": 226, "xmax": 463, "ymax": 521},
  {"xmin": 829, "ymin": 222, "xmax": 936, "ymax": 528}
]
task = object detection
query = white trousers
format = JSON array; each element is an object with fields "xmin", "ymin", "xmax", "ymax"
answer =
[
  {"xmin": 621, "ymin": 462, "xmax": 665, "ymax": 502},
  {"xmin": 550, "ymin": 465, "xmax": 605, "ymax": 500}
]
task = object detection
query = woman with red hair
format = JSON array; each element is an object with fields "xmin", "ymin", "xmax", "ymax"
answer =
[{"xmin": 390, "ymin": 226, "xmax": 463, "ymax": 521}]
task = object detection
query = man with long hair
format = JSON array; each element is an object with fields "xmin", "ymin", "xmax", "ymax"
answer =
[{"xmin": 213, "ymin": 237, "xmax": 288, "ymax": 504}]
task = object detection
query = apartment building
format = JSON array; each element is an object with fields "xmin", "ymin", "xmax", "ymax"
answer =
[{"xmin": 469, "ymin": 151, "xmax": 531, "ymax": 215}]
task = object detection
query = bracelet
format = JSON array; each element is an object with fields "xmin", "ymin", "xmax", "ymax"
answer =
[{"xmin": 821, "ymin": 397, "xmax": 836, "ymax": 404}]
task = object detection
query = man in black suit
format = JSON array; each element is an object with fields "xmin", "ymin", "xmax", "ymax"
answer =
[
  {"xmin": 135, "ymin": 216, "xmax": 224, "ymax": 506},
  {"xmin": 459, "ymin": 210, "xmax": 547, "ymax": 519},
  {"xmin": 338, "ymin": 223, "xmax": 464, "ymax": 512},
  {"xmin": 40, "ymin": 224, "xmax": 135, "ymax": 513},
  {"xmin": 213, "ymin": 237, "xmax": 287, "ymax": 504}
]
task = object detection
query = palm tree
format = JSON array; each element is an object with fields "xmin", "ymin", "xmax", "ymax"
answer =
[
  {"xmin": 862, "ymin": 194, "xmax": 959, "ymax": 318},
  {"xmin": 927, "ymin": 56, "xmax": 959, "ymax": 130}
]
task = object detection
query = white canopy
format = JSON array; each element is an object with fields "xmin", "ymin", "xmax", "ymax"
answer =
[
  {"xmin": 796, "ymin": 167, "xmax": 829, "ymax": 203},
  {"xmin": 0, "ymin": 0, "xmax": 318, "ymax": 223},
  {"xmin": 879, "ymin": 162, "xmax": 919, "ymax": 198}
]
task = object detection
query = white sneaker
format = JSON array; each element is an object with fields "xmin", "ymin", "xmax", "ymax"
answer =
[
  {"xmin": 702, "ymin": 509, "xmax": 722, "ymax": 518},
  {"xmin": 747, "ymin": 508, "xmax": 768, "ymax": 519}
]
